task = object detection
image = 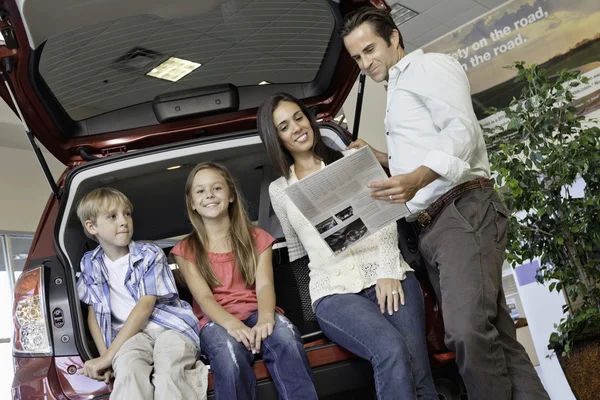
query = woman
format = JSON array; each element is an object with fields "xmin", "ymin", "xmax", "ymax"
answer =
[{"xmin": 257, "ymin": 92, "xmax": 438, "ymax": 399}]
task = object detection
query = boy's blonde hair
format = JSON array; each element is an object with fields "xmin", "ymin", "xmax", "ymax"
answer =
[{"xmin": 76, "ymin": 187, "xmax": 133, "ymax": 240}]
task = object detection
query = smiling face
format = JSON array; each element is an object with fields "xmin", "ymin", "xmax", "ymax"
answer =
[
  {"xmin": 85, "ymin": 204, "xmax": 133, "ymax": 258},
  {"xmin": 272, "ymin": 100, "xmax": 314, "ymax": 157},
  {"xmin": 189, "ymin": 168, "xmax": 233, "ymax": 221},
  {"xmin": 343, "ymin": 22, "xmax": 403, "ymax": 83}
]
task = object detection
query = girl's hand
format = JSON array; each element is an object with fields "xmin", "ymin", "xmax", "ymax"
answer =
[
  {"xmin": 225, "ymin": 319, "xmax": 253, "ymax": 351},
  {"xmin": 250, "ymin": 315, "xmax": 275, "ymax": 353},
  {"xmin": 376, "ymin": 278, "xmax": 405, "ymax": 315}
]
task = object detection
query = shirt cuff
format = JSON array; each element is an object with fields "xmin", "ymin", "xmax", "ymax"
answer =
[{"xmin": 423, "ymin": 150, "xmax": 471, "ymax": 183}]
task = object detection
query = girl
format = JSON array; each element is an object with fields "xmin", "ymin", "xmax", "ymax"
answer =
[
  {"xmin": 171, "ymin": 162, "xmax": 318, "ymax": 400},
  {"xmin": 257, "ymin": 93, "xmax": 439, "ymax": 400}
]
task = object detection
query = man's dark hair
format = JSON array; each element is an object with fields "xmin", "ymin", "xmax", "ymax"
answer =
[{"xmin": 340, "ymin": 7, "xmax": 404, "ymax": 50}]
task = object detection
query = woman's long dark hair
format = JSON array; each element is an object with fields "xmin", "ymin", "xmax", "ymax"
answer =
[{"xmin": 257, "ymin": 92, "xmax": 343, "ymax": 179}]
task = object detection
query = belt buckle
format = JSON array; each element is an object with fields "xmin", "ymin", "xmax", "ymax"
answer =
[{"xmin": 417, "ymin": 211, "xmax": 432, "ymax": 228}]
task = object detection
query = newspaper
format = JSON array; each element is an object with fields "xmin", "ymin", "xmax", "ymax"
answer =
[{"xmin": 284, "ymin": 146, "xmax": 410, "ymax": 255}]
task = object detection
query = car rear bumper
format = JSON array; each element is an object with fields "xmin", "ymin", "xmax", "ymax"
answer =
[
  {"xmin": 12, "ymin": 345, "xmax": 456, "ymax": 399},
  {"xmin": 12, "ymin": 357, "xmax": 63, "ymax": 400},
  {"xmin": 11, "ymin": 355, "xmax": 375, "ymax": 400}
]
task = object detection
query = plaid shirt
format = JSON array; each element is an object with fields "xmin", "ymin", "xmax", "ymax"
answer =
[{"xmin": 77, "ymin": 241, "xmax": 201, "ymax": 353}]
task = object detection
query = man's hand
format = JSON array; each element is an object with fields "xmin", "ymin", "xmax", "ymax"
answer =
[
  {"xmin": 82, "ymin": 354, "xmax": 113, "ymax": 382},
  {"xmin": 347, "ymin": 139, "xmax": 389, "ymax": 167},
  {"xmin": 250, "ymin": 315, "xmax": 275, "ymax": 354},
  {"xmin": 369, "ymin": 166, "xmax": 439, "ymax": 203}
]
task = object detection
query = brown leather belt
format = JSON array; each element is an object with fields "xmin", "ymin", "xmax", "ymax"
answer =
[{"xmin": 416, "ymin": 177, "xmax": 493, "ymax": 228}]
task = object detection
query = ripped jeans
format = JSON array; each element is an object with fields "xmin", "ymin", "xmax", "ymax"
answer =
[{"xmin": 199, "ymin": 312, "xmax": 317, "ymax": 400}]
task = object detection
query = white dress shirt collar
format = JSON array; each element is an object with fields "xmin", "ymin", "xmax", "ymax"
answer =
[{"xmin": 392, "ymin": 49, "xmax": 423, "ymax": 73}]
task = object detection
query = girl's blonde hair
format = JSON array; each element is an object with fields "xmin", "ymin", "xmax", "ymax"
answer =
[{"xmin": 182, "ymin": 162, "xmax": 258, "ymax": 289}]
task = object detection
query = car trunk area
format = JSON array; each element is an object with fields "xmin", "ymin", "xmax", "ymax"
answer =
[
  {"xmin": 56, "ymin": 132, "xmax": 272, "ymax": 353},
  {"xmin": 51, "ymin": 124, "xmax": 372, "ymax": 399}
]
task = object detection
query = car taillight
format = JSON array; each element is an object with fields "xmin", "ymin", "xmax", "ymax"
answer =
[{"xmin": 12, "ymin": 266, "xmax": 53, "ymax": 357}]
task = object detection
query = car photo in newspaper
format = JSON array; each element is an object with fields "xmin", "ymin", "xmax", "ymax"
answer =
[{"xmin": 284, "ymin": 146, "xmax": 411, "ymax": 255}]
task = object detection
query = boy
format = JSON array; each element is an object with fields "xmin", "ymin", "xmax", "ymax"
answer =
[{"xmin": 76, "ymin": 187, "xmax": 207, "ymax": 399}]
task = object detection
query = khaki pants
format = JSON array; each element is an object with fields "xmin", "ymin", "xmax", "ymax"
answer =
[
  {"xmin": 111, "ymin": 326, "xmax": 208, "ymax": 400},
  {"xmin": 418, "ymin": 186, "xmax": 549, "ymax": 400}
]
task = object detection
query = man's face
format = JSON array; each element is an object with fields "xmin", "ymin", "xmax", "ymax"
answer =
[{"xmin": 343, "ymin": 22, "xmax": 402, "ymax": 83}]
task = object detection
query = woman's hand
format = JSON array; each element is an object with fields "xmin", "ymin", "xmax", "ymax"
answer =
[
  {"xmin": 224, "ymin": 319, "xmax": 253, "ymax": 351},
  {"xmin": 250, "ymin": 314, "xmax": 275, "ymax": 353},
  {"xmin": 376, "ymin": 278, "xmax": 405, "ymax": 315},
  {"xmin": 347, "ymin": 139, "xmax": 389, "ymax": 166}
]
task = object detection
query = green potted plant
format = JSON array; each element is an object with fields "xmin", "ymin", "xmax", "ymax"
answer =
[{"xmin": 484, "ymin": 62, "xmax": 600, "ymax": 399}]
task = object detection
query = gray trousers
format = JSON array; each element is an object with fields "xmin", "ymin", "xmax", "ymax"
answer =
[
  {"xmin": 417, "ymin": 186, "xmax": 549, "ymax": 400},
  {"xmin": 111, "ymin": 326, "xmax": 208, "ymax": 400}
]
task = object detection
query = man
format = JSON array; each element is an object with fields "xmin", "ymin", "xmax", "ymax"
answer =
[{"xmin": 341, "ymin": 7, "xmax": 549, "ymax": 400}]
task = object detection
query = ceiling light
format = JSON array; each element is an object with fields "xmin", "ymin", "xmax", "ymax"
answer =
[
  {"xmin": 147, "ymin": 57, "xmax": 202, "ymax": 82},
  {"xmin": 258, "ymin": 81, "xmax": 271, "ymax": 85},
  {"xmin": 167, "ymin": 165, "xmax": 182, "ymax": 170},
  {"xmin": 389, "ymin": 2, "xmax": 418, "ymax": 26}
]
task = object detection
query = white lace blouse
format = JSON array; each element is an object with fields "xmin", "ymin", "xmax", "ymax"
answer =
[{"xmin": 269, "ymin": 160, "xmax": 413, "ymax": 305}]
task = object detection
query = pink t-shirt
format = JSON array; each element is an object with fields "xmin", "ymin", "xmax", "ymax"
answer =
[{"xmin": 171, "ymin": 228, "xmax": 281, "ymax": 329}]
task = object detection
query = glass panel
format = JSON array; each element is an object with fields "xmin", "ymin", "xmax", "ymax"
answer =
[
  {"xmin": 0, "ymin": 236, "xmax": 6, "ymax": 272},
  {"xmin": 10, "ymin": 235, "xmax": 33, "ymax": 281},
  {"xmin": 1, "ymin": 235, "xmax": 34, "ymax": 339},
  {"xmin": 502, "ymin": 274, "xmax": 518, "ymax": 297},
  {"xmin": 0, "ymin": 236, "xmax": 11, "ymax": 339},
  {"xmin": 39, "ymin": 0, "xmax": 335, "ymax": 120}
]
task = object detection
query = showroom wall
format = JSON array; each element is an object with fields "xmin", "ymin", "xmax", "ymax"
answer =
[
  {"xmin": 0, "ymin": 146, "xmax": 64, "ymax": 232},
  {"xmin": 342, "ymin": 77, "xmax": 388, "ymax": 152}
]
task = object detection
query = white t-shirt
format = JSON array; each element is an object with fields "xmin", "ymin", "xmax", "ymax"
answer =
[{"xmin": 103, "ymin": 254, "xmax": 161, "ymax": 332}]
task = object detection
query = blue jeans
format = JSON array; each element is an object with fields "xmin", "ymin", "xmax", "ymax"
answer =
[
  {"xmin": 314, "ymin": 272, "xmax": 438, "ymax": 400},
  {"xmin": 199, "ymin": 311, "xmax": 317, "ymax": 400}
]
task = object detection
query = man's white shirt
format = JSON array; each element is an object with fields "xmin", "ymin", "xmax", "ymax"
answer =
[{"xmin": 384, "ymin": 49, "xmax": 490, "ymax": 219}]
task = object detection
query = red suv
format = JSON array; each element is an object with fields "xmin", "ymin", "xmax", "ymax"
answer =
[{"xmin": 3, "ymin": 0, "xmax": 464, "ymax": 398}]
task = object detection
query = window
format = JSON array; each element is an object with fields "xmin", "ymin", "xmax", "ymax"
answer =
[
  {"xmin": 0, "ymin": 233, "xmax": 34, "ymax": 340},
  {"xmin": 502, "ymin": 261, "xmax": 526, "ymax": 321},
  {"xmin": 38, "ymin": 0, "xmax": 335, "ymax": 120}
]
